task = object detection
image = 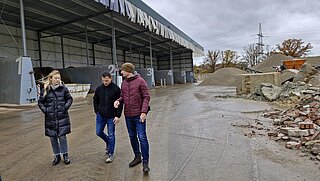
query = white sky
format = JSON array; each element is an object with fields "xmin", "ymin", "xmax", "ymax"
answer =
[{"xmin": 142, "ymin": 0, "xmax": 320, "ymax": 65}]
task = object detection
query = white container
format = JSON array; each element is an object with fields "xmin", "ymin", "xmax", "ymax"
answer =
[{"xmin": 65, "ymin": 84, "xmax": 90, "ymax": 99}]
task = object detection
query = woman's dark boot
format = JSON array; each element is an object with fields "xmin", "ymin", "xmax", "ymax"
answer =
[
  {"xmin": 63, "ymin": 153, "xmax": 70, "ymax": 165},
  {"xmin": 52, "ymin": 154, "xmax": 61, "ymax": 166}
]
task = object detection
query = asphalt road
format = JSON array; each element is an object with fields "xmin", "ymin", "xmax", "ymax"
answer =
[{"xmin": 1, "ymin": 84, "xmax": 320, "ymax": 181}]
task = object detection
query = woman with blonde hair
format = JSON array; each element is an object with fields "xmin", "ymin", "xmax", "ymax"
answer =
[{"xmin": 38, "ymin": 70, "xmax": 73, "ymax": 166}]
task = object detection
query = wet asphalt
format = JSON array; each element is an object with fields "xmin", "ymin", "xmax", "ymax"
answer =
[{"xmin": 1, "ymin": 84, "xmax": 320, "ymax": 181}]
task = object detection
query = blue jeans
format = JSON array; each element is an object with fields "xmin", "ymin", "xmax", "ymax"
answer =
[
  {"xmin": 50, "ymin": 135, "xmax": 68, "ymax": 155},
  {"xmin": 96, "ymin": 113, "xmax": 116, "ymax": 155},
  {"xmin": 125, "ymin": 116, "xmax": 149, "ymax": 161}
]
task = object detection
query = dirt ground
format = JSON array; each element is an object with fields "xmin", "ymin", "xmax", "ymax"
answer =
[{"xmin": 1, "ymin": 84, "xmax": 320, "ymax": 181}]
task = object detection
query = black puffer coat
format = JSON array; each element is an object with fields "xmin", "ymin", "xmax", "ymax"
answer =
[{"xmin": 38, "ymin": 84, "xmax": 73, "ymax": 137}]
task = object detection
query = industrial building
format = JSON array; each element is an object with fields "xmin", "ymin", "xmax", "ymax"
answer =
[{"xmin": 0, "ymin": 0, "xmax": 204, "ymax": 104}]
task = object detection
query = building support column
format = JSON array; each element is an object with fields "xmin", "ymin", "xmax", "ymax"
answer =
[
  {"xmin": 111, "ymin": 12, "xmax": 118, "ymax": 84},
  {"xmin": 92, "ymin": 43, "xmax": 95, "ymax": 66},
  {"xmin": 149, "ymin": 34, "xmax": 155, "ymax": 86},
  {"xmin": 61, "ymin": 36, "xmax": 65, "ymax": 68},
  {"xmin": 20, "ymin": 0, "xmax": 27, "ymax": 57},
  {"xmin": 85, "ymin": 24, "xmax": 89, "ymax": 66},
  {"xmin": 37, "ymin": 32, "xmax": 42, "ymax": 68},
  {"xmin": 170, "ymin": 42, "xmax": 174, "ymax": 85}
]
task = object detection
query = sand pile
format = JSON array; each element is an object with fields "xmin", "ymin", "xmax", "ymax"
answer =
[
  {"xmin": 252, "ymin": 54, "xmax": 291, "ymax": 73},
  {"xmin": 199, "ymin": 68, "xmax": 246, "ymax": 86}
]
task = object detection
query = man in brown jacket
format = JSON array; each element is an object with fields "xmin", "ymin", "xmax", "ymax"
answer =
[{"xmin": 114, "ymin": 62, "xmax": 151, "ymax": 173}]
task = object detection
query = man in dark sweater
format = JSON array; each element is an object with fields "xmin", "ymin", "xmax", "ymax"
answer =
[{"xmin": 93, "ymin": 71, "xmax": 123, "ymax": 163}]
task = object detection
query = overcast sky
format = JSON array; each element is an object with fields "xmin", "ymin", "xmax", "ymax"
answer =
[{"xmin": 142, "ymin": 0, "xmax": 320, "ymax": 64}]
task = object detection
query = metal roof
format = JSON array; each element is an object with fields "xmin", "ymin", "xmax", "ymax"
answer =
[{"xmin": 0, "ymin": 0, "xmax": 204, "ymax": 57}]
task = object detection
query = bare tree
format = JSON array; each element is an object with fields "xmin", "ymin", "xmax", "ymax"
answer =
[
  {"xmin": 276, "ymin": 38, "xmax": 312, "ymax": 58},
  {"xmin": 242, "ymin": 44, "xmax": 260, "ymax": 67},
  {"xmin": 204, "ymin": 50, "xmax": 220, "ymax": 72}
]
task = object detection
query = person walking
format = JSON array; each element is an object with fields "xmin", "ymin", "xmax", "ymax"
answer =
[
  {"xmin": 38, "ymin": 70, "xmax": 73, "ymax": 166},
  {"xmin": 93, "ymin": 71, "xmax": 123, "ymax": 163},
  {"xmin": 114, "ymin": 63, "xmax": 151, "ymax": 173}
]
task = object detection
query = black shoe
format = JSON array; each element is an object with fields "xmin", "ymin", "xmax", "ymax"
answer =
[
  {"xmin": 129, "ymin": 155, "xmax": 142, "ymax": 167},
  {"xmin": 63, "ymin": 153, "xmax": 70, "ymax": 165},
  {"xmin": 52, "ymin": 154, "xmax": 61, "ymax": 166},
  {"xmin": 143, "ymin": 161, "xmax": 150, "ymax": 173}
]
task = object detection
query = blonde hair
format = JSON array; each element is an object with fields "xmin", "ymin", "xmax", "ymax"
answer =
[{"xmin": 41, "ymin": 70, "xmax": 61, "ymax": 97}]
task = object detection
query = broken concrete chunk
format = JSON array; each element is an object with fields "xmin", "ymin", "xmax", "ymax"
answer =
[
  {"xmin": 286, "ymin": 141, "xmax": 301, "ymax": 149},
  {"xmin": 288, "ymin": 129, "xmax": 310, "ymax": 137},
  {"xmin": 311, "ymin": 143, "xmax": 320, "ymax": 155},
  {"xmin": 267, "ymin": 131, "xmax": 278, "ymax": 137},
  {"xmin": 261, "ymin": 85, "xmax": 282, "ymax": 101},
  {"xmin": 281, "ymin": 136, "xmax": 290, "ymax": 140}
]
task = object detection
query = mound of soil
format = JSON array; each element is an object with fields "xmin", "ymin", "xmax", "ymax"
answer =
[{"xmin": 199, "ymin": 68, "xmax": 246, "ymax": 86}]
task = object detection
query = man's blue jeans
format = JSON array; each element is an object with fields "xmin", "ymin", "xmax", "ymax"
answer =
[
  {"xmin": 125, "ymin": 116, "xmax": 149, "ymax": 161},
  {"xmin": 96, "ymin": 113, "xmax": 116, "ymax": 155}
]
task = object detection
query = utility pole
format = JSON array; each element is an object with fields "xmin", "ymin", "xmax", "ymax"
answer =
[{"xmin": 256, "ymin": 23, "xmax": 264, "ymax": 63}]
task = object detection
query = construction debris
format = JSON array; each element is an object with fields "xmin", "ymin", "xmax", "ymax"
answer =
[{"xmin": 236, "ymin": 62, "xmax": 320, "ymax": 160}]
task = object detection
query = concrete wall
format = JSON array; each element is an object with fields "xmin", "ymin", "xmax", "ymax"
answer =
[
  {"xmin": 0, "ymin": 58, "xmax": 20, "ymax": 104},
  {"xmin": 0, "ymin": 57, "xmax": 37, "ymax": 104},
  {"xmin": 136, "ymin": 69, "xmax": 153, "ymax": 88},
  {"xmin": 236, "ymin": 72, "xmax": 281, "ymax": 95},
  {"xmin": 154, "ymin": 70, "xmax": 173, "ymax": 86},
  {"xmin": 173, "ymin": 71, "xmax": 186, "ymax": 84},
  {"xmin": 186, "ymin": 71, "xmax": 195, "ymax": 83}
]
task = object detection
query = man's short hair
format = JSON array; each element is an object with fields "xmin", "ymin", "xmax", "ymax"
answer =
[{"xmin": 101, "ymin": 71, "xmax": 112, "ymax": 78}]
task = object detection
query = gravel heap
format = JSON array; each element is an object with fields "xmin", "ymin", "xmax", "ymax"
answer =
[
  {"xmin": 252, "ymin": 54, "xmax": 292, "ymax": 73},
  {"xmin": 199, "ymin": 68, "xmax": 247, "ymax": 86}
]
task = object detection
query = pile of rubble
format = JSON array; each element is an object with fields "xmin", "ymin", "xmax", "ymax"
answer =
[
  {"xmin": 241, "ymin": 62, "xmax": 320, "ymax": 159},
  {"xmin": 248, "ymin": 63, "xmax": 320, "ymax": 104},
  {"xmin": 263, "ymin": 97, "xmax": 320, "ymax": 159}
]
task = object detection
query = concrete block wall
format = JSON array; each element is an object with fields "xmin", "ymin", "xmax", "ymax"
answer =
[
  {"xmin": 154, "ymin": 70, "xmax": 173, "ymax": 86},
  {"xmin": 173, "ymin": 71, "xmax": 186, "ymax": 84},
  {"xmin": 136, "ymin": 69, "xmax": 153, "ymax": 88},
  {"xmin": 0, "ymin": 58, "xmax": 20, "ymax": 104},
  {"xmin": 236, "ymin": 72, "xmax": 281, "ymax": 95},
  {"xmin": 186, "ymin": 71, "xmax": 195, "ymax": 83},
  {"xmin": 0, "ymin": 57, "xmax": 37, "ymax": 104}
]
